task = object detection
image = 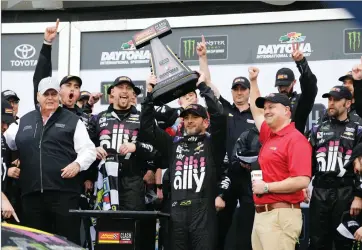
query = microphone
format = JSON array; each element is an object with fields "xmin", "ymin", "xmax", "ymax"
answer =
[{"xmin": 250, "ymin": 161, "xmax": 263, "ymax": 198}]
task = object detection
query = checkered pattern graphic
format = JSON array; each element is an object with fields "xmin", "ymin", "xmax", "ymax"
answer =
[{"xmin": 89, "ymin": 157, "xmax": 120, "ymax": 249}]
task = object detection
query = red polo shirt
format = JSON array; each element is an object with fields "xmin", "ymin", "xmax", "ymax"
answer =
[{"xmin": 254, "ymin": 121, "xmax": 312, "ymax": 205}]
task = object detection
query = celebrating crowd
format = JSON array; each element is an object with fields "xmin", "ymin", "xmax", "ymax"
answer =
[{"xmin": 2, "ymin": 20, "xmax": 362, "ymax": 250}]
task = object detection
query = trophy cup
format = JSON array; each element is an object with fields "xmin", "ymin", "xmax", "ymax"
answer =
[{"xmin": 132, "ymin": 19, "xmax": 199, "ymax": 105}]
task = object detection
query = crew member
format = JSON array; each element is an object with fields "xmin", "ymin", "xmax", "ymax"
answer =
[
  {"xmin": 308, "ymin": 84, "xmax": 362, "ymax": 250},
  {"xmin": 274, "ymin": 43, "xmax": 318, "ymax": 133},
  {"xmin": 1, "ymin": 98, "xmax": 19, "ymax": 223},
  {"xmin": 2, "ymin": 90, "xmax": 20, "ymax": 121}
]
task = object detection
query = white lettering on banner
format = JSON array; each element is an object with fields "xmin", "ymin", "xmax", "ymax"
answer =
[
  {"xmin": 100, "ymin": 51, "xmax": 150, "ymax": 65},
  {"xmin": 256, "ymin": 32, "xmax": 313, "ymax": 60},
  {"xmin": 10, "ymin": 60, "xmax": 37, "ymax": 67}
]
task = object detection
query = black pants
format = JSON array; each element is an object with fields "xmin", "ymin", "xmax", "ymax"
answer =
[
  {"xmin": 308, "ymin": 186, "xmax": 354, "ymax": 250},
  {"xmin": 171, "ymin": 199, "xmax": 217, "ymax": 250},
  {"xmin": 159, "ymin": 198, "xmax": 171, "ymax": 250},
  {"xmin": 21, "ymin": 191, "xmax": 81, "ymax": 245},
  {"xmin": 217, "ymin": 167, "xmax": 254, "ymax": 250}
]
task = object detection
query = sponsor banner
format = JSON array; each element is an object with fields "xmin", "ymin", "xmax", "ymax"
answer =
[
  {"xmin": 179, "ymin": 35, "xmax": 228, "ymax": 61},
  {"xmin": 80, "ymin": 19, "xmax": 361, "ymax": 70},
  {"xmin": 98, "ymin": 231, "xmax": 133, "ymax": 244},
  {"xmin": 100, "ymin": 80, "xmax": 146, "ymax": 105},
  {"xmin": 2, "ymin": 34, "xmax": 59, "ymax": 71},
  {"xmin": 344, "ymin": 28, "xmax": 362, "ymax": 55},
  {"xmin": 305, "ymin": 103, "xmax": 326, "ymax": 133}
]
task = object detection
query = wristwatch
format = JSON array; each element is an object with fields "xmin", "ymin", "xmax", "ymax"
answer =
[
  {"xmin": 263, "ymin": 183, "xmax": 269, "ymax": 194},
  {"xmin": 156, "ymin": 184, "xmax": 163, "ymax": 189}
]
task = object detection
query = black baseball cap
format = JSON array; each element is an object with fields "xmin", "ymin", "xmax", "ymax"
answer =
[
  {"xmin": 133, "ymin": 86, "xmax": 141, "ymax": 96},
  {"xmin": 1, "ymin": 99, "xmax": 15, "ymax": 124},
  {"xmin": 337, "ymin": 211, "xmax": 360, "ymax": 240},
  {"xmin": 78, "ymin": 91, "xmax": 91, "ymax": 101},
  {"xmin": 338, "ymin": 71, "xmax": 353, "ymax": 82},
  {"xmin": 60, "ymin": 75, "xmax": 83, "ymax": 87},
  {"xmin": 232, "ymin": 77, "xmax": 250, "ymax": 89},
  {"xmin": 107, "ymin": 76, "xmax": 135, "ymax": 95},
  {"xmin": 322, "ymin": 85, "xmax": 352, "ymax": 100},
  {"xmin": 2, "ymin": 90, "xmax": 20, "ymax": 102},
  {"xmin": 180, "ymin": 104, "xmax": 208, "ymax": 119},
  {"xmin": 275, "ymin": 68, "xmax": 295, "ymax": 87},
  {"xmin": 255, "ymin": 93, "xmax": 292, "ymax": 109}
]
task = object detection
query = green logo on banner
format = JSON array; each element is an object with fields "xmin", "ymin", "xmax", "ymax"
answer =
[
  {"xmin": 348, "ymin": 31, "xmax": 361, "ymax": 51},
  {"xmin": 344, "ymin": 29, "xmax": 362, "ymax": 54},
  {"xmin": 183, "ymin": 39, "xmax": 196, "ymax": 59},
  {"xmin": 100, "ymin": 82, "xmax": 113, "ymax": 105}
]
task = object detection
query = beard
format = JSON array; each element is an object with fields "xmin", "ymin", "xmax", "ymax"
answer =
[
  {"xmin": 117, "ymin": 97, "xmax": 130, "ymax": 110},
  {"xmin": 327, "ymin": 108, "xmax": 341, "ymax": 118},
  {"xmin": 185, "ymin": 126, "xmax": 203, "ymax": 136}
]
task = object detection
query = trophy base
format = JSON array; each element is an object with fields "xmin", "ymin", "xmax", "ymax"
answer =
[{"xmin": 151, "ymin": 72, "xmax": 199, "ymax": 105}]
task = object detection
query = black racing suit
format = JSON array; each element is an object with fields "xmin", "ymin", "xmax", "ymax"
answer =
[
  {"xmin": 89, "ymin": 105, "xmax": 156, "ymax": 210},
  {"xmin": 1, "ymin": 135, "xmax": 12, "ymax": 222},
  {"xmin": 353, "ymin": 79, "xmax": 362, "ymax": 119},
  {"xmin": 289, "ymin": 57, "xmax": 318, "ymax": 134},
  {"xmin": 308, "ymin": 117, "xmax": 362, "ymax": 250},
  {"xmin": 140, "ymin": 82, "xmax": 229, "ymax": 250}
]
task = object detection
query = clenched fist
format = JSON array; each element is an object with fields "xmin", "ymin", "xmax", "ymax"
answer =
[
  {"xmin": 352, "ymin": 56, "xmax": 362, "ymax": 81},
  {"xmin": 146, "ymin": 75, "xmax": 157, "ymax": 93},
  {"xmin": 215, "ymin": 196, "xmax": 225, "ymax": 212},
  {"xmin": 248, "ymin": 67, "xmax": 260, "ymax": 81}
]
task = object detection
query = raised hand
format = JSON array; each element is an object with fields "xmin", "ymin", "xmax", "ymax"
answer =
[
  {"xmin": 248, "ymin": 67, "xmax": 260, "ymax": 81},
  {"xmin": 44, "ymin": 18, "xmax": 59, "ymax": 43},
  {"xmin": 196, "ymin": 35, "xmax": 207, "ymax": 57},
  {"xmin": 352, "ymin": 56, "xmax": 362, "ymax": 81},
  {"xmin": 291, "ymin": 42, "xmax": 304, "ymax": 62},
  {"xmin": 146, "ymin": 75, "xmax": 157, "ymax": 93}
]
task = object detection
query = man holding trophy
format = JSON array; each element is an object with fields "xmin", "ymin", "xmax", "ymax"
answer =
[{"xmin": 135, "ymin": 19, "xmax": 230, "ymax": 250}]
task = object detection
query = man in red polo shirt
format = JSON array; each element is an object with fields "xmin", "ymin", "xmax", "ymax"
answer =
[{"xmin": 247, "ymin": 67, "xmax": 312, "ymax": 250}]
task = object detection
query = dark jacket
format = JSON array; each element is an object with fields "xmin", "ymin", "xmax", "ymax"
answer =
[
  {"xmin": 15, "ymin": 107, "xmax": 81, "ymax": 196},
  {"xmin": 1, "ymin": 135, "xmax": 11, "ymax": 192},
  {"xmin": 353, "ymin": 79, "xmax": 362, "ymax": 119},
  {"xmin": 291, "ymin": 57, "xmax": 318, "ymax": 133},
  {"xmin": 88, "ymin": 105, "xmax": 157, "ymax": 177},
  {"xmin": 140, "ymin": 82, "xmax": 229, "ymax": 202},
  {"xmin": 309, "ymin": 116, "xmax": 362, "ymax": 197}
]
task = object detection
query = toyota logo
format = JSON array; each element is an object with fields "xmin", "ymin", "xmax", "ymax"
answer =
[{"xmin": 14, "ymin": 44, "xmax": 36, "ymax": 60}]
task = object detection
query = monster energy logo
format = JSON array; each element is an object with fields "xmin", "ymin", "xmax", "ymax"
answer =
[
  {"xmin": 348, "ymin": 31, "xmax": 361, "ymax": 52},
  {"xmin": 101, "ymin": 83, "xmax": 113, "ymax": 104},
  {"xmin": 183, "ymin": 40, "xmax": 196, "ymax": 59}
]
